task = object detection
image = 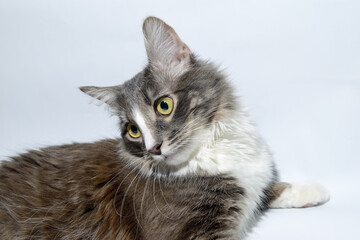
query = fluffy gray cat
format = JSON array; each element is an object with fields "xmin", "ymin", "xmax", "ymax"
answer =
[{"xmin": 0, "ymin": 17, "xmax": 329, "ymax": 239}]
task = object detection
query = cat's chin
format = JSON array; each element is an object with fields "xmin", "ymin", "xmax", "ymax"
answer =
[
  {"xmin": 151, "ymin": 152, "xmax": 184, "ymax": 165},
  {"xmin": 149, "ymin": 149, "xmax": 185, "ymax": 166}
]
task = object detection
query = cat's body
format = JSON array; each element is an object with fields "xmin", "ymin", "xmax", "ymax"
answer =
[
  {"xmin": 0, "ymin": 139, "xmax": 246, "ymax": 239},
  {"xmin": 0, "ymin": 17, "xmax": 329, "ymax": 239}
]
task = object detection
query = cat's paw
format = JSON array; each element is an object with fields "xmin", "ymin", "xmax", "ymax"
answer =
[{"xmin": 269, "ymin": 182, "xmax": 330, "ymax": 209}]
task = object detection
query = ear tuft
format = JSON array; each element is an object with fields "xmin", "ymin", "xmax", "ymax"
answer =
[
  {"xmin": 79, "ymin": 86, "xmax": 119, "ymax": 109},
  {"xmin": 143, "ymin": 17, "xmax": 191, "ymax": 75}
]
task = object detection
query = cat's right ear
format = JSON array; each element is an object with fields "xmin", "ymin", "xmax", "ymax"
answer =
[{"xmin": 79, "ymin": 86, "xmax": 120, "ymax": 110}]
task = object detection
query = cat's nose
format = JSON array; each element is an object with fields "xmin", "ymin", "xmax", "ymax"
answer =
[{"xmin": 149, "ymin": 142, "xmax": 162, "ymax": 155}]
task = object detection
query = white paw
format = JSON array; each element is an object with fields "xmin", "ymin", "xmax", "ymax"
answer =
[{"xmin": 270, "ymin": 182, "xmax": 330, "ymax": 209}]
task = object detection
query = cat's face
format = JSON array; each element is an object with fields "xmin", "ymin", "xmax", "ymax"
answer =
[{"xmin": 81, "ymin": 17, "xmax": 234, "ymax": 170}]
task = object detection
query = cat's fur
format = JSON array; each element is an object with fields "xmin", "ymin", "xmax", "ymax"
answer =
[{"xmin": 0, "ymin": 17, "xmax": 329, "ymax": 239}]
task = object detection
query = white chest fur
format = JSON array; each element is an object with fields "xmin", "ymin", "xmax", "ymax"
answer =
[{"xmin": 173, "ymin": 112, "xmax": 275, "ymax": 238}]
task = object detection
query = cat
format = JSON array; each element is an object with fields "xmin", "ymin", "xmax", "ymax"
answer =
[{"xmin": 0, "ymin": 17, "xmax": 329, "ymax": 239}]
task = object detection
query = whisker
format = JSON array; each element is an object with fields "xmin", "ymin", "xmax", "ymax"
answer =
[
  {"xmin": 118, "ymin": 166, "xmax": 143, "ymax": 228},
  {"xmin": 157, "ymin": 177, "xmax": 182, "ymax": 220},
  {"xmin": 139, "ymin": 173, "xmax": 151, "ymax": 223},
  {"xmin": 152, "ymin": 173, "xmax": 179, "ymax": 220},
  {"xmin": 132, "ymin": 168, "xmax": 147, "ymax": 236},
  {"xmin": 113, "ymin": 162, "xmax": 143, "ymax": 216}
]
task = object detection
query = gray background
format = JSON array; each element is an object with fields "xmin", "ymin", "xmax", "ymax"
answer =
[{"xmin": 0, "ymin": 0, "xmax": 359, "ymax": 239}]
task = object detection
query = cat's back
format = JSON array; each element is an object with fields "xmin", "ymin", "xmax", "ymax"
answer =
[
  {"xmin": 0, "ymin": 139, "xmax": 129, "ymax": 239},
  {"xmin": 0, "ymin": 139, "xmax": 121, "ymax": 190}
]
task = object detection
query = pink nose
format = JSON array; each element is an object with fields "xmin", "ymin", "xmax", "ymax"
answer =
[{"xmin": 149, "ymin": 143, "xmax": 162, "ymax": 155}]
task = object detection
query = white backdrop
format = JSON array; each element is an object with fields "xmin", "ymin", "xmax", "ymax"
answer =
[{"xmin": 0, "ymin": 0, "xmax": 359, "ymax": 239}]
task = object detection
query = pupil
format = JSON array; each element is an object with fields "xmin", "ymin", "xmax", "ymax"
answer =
[
  {"xmin": 131, "ymin": 125, "xmax": 138, "ymax": 134},
  {"xmin": 160, "ymin": 101, "xmax": 168, "ymax": 110}
]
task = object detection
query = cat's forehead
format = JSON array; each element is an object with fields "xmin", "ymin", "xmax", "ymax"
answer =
[
  {"xmin": 118, "ymin": 74, "xmax": 169, "ymax": 119},
  {"xmin": 122, "ymin": 70, "xmax": 174, "ymax": 103}
]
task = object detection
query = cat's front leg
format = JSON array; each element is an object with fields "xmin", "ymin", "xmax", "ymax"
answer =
[{"xmin": 268, "ymin": 182, "xmax": 330, "ymax": 209}]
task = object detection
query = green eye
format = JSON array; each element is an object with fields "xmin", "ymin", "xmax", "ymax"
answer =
[
  {"xmin": 156, "ymin": 97, "xmax": 173, "ymax": 115},
  {"xmin": 127, "ymin": 123, "xmax": 141, "ymax": 138}
]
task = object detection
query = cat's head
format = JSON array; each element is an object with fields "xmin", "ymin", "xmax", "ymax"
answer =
[{"xmin": 81, "ymin": 17, "xmax": 236, "ymax": 173}]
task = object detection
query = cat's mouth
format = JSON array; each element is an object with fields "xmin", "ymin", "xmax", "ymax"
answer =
[
  {"xmin": 150, "ymin": 151, "xmax": 177, "ymax": 163},
  {"xmin": 148, "ymin": 130, "xmax": 210, "ymax": 166},
  {"xmin": 149, "ymin": 142, "xmax": 200, "ymax": 166}
]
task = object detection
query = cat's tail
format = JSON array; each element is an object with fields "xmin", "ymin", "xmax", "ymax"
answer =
[{"xmin": 268, "ymin": 182, "xmax": 330, "ymax": 209}]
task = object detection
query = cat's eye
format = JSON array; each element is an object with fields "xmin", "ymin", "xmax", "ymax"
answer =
[
  {"xmin": 127, "ymin": 123, "xmax": 141, "ymax": 138},
  {"xmin": 156, "ymin": 96, "xmax": 174, "ymax": 116}
]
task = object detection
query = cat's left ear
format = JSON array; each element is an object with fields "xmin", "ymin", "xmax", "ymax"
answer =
[
  {"xmin": 79, "ymin": 86, "xmax": 120, "ymax": 110},
  {"xmin": 143, "ymin": 17, "xmax": 191, "ymax": 77}
]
